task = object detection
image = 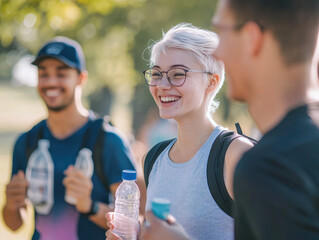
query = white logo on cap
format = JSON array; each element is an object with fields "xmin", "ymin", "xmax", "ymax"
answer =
[{"xmin": 46, "ymin": 43, "xmax": 64, "ymax": 55}]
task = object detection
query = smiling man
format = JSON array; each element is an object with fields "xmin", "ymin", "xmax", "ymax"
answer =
[
  {"xmin": 2, "ymin": 37, "xmax": 136, "ymax": 240},
  {"xmin": 131, "ymin": 0, "xmax": 319, "ymax": 240},
  {"xmin": 212, "ymin": 0, "xmax": 319, "ymax": 239}
]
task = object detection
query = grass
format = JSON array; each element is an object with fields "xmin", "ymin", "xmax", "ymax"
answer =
[{"xmin": 0, "ymin": 81, "xmax": 45, "ymax": 240}]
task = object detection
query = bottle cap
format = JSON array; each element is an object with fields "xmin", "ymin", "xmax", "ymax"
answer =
[
  {"xmin": 122, "ymin": 170, "xmax": 137, "ymax": 180},
  {"xmin": 79, "ymin": 148, "xmax": 92, "ymax": 157},
  {"xmin": 38, "ymin": 139, "xmax": 50, "ymax": 149},
  {"xmin": 151, "ymin": 198, "xmax": 170, "ymax": 220}
]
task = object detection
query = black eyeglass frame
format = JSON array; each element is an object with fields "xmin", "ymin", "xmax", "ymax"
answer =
[
  {"xmin": 212, "ymin": 21, "xmax": 265, "ymax": 32},
  {"xmin": 143, "ymin": 68, "xmax": 213, "ymax": 87}
]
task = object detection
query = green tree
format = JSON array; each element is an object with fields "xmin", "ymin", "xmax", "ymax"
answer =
[{"xmin": 0, "ymin": 0, "xmax": 252, "ymax": 136}]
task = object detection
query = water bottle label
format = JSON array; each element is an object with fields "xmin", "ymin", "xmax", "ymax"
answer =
[
  {"xmin": 26, "ymin": 139, "xmax": 54, "ymax": 215},
  {"xmin": 28, "ymin": 182, "xmax": 48, "ymax": 205}
]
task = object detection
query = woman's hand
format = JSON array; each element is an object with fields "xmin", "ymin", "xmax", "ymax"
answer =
[{"xmin": 105, "ymin": 212, "xmax": 121, "ymax": 240}]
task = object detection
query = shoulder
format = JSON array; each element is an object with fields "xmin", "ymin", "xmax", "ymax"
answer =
[
  {"xmin": 87, "ymin": 117, "xmax": 130, "ymax": 146},
  {"xmin": 143, "ymin": 139, "xmax": 174, "ymax": 160},
  {"xmin": 223, "ymin": 136, "xmax": 254, "ymax": 198},
  {"xmin": 13, "ymin": 132, "xmax": 28, "ymax": 150},
  {"xmin": 12, "ymin": 121, "xmax": 45, "ymax": 170},
  {"xmin": 27, "ymin": 120, "xmax": 46, "ymax": 133},
  {"xmin": 11, "ymin": 133, "xmax": 29, "ymax": 173},
  {"xmin": 225, "ymin": 136, "xmax": 255, "ymax": 163},
  {"xmin": 103, "ymin": 124, "xmax": 131, "ymax": 147},
  {"xmin": 14, "ymin": 120, "xmax": 46, "ymax": 147},
  {"xmin": 142, "ymin": 139, "xmax": 175, "ymax": 174}
]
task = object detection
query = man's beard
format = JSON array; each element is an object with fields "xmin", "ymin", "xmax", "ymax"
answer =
[
  {"xmin": 45, "ymin": 95, "xmax": 75, "ymax": 112},
  {"xmin": 47, "ymin": 104, "xmax": 69, "ymax": 112}
]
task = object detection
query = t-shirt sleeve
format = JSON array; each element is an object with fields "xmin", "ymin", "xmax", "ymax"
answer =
[
  {"xmin": 102, "ymin": 129, "xmax": 136, "ymax": 185},
  {"xmin": 234, "ymin": 152, "xmax": 319, "ymax": 240},
  {"xmin": 11, "ymin": 133, "xmax": 28, "ymax": 176}
]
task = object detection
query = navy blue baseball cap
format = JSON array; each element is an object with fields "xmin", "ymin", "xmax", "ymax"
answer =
[{"xmin": 31, "ymin": 36, "xmax": 86, "ymax": 72}]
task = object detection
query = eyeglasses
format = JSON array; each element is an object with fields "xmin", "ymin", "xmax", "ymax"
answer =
[
  {"xmin": 212, "ymin": 21, "xmax": 265, "ymax": 32},
  {"xmin": 143, "ymin": 68, "xmax": 212, "ymax": 87},
  {"xmin": 212, "ymin": 22, "xmax": 245, "ymax": 32}
]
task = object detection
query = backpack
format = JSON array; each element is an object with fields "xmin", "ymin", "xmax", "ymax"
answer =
[
  {"xmin": 25, "ymin": 116, "xmax": 111, "ymax": 191},
  {"xmin": 143, "ymin": 123, "xmax": 257, "ymax": 217}
]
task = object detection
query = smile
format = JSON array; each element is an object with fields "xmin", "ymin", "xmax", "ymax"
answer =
[
  {"xmin": 160, "ymin": 96, "xmax": 181, "ymax": 103},
  {"xmin": 44, "ymin": 89, "xmax": 62, "ymax": 97}
]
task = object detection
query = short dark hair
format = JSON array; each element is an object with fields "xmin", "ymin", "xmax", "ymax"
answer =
[{"xmin": 227, "ymin": 0, "xmax": 319, "ymax": 65}]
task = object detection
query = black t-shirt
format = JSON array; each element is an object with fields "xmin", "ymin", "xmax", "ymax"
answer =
[{"xmin": 234, "ymin": 103, "xmax": 319, "ymax": 240}]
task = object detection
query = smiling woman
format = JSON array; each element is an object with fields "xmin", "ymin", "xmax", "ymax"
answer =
[
  {"xmin": 105, "ymin": 23, "xmax": 254, "ymax": 240},
  {"xmin": 147, "ymin": 48, "xmax": 219, "ymax": 121}
]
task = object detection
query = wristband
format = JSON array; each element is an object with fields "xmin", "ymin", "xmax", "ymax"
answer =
[{"xmin": 82, "ymin": 201, "xmax": 99, "ymax": 217}]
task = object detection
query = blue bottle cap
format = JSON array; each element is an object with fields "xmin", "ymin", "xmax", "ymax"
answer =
[
  {"xmin": 151, "ymin": 198, "xmax": 171, "ymax": 220},
  {"xmin": 122, "ymin": 170, "xmax": 137, "ymax": 180}
]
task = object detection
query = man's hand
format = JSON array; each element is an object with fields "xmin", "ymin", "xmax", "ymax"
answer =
[
  {"xmin": 5, "ymin": 170, "xmax": 28, "ymax": 211},
  {"xmin": 3, "ymin": 170, "xmax": 28, "ymax": 230},
  {"xmin": 63, "ymin": 165, "xmax": 93, "ymax": 213},
  {"xmin": 141, "ymin": 210, "xmax": 191, "ymax": 240}
]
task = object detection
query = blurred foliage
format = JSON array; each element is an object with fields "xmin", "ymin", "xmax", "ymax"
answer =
[{"xmin": 0, "ymin": 0, "xmax": 251, "ymax": 136}]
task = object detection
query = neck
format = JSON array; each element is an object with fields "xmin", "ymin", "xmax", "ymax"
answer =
[
  {"xmin": 171, "ymin": 111, "xmax": 217, "ymax": 163},
  {"xmin": 248, "ymin": 61, "xmax": 319, "ymax": 134},
  {"xmin": 47, "ymin": 102, "xmax": 89, "ymax": 139}
]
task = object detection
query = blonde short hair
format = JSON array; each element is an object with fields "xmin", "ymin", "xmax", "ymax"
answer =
[{"xmin": 148, "ymin": 23, "xmax": 225, "ymax": 112}]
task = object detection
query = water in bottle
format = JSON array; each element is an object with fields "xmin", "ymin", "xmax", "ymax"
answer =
[
  {"xmin": 25, "ymin": 139, "xmax": 54, "ymax": 215},
  {"xmin": 65, "ymin": 148, "xmax": 94, "ymax": 205},
  {"xmin": 113, "ymin": 170, "xmax": 140, "ymax": 240}
]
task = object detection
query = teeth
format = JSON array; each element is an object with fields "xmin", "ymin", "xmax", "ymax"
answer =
[
  {"xmin": 45, "ymin": 89, "xmax": 61, "ymax": 97},
  {"xmin": 160, "ymin": 96, "xmax": 180, "ymax": 102}
]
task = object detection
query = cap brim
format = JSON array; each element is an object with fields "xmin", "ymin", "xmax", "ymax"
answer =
[{"xmin": 31, "ymin": 54, "xmax": 80, "ymax": 71}]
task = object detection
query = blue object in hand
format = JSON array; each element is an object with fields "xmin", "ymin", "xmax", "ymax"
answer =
[{"xmin": 151, "ymin": 198, "xmax": 171, "ymax": 220}]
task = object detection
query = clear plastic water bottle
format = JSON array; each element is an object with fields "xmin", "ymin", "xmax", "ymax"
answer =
[
  {"xmin": 152, "ymin": 198, "xmax": 171, "ymax": 220},
  {"xmin": 25, "ymin": 139, "xmax": 54, "ymax": 215},
  {"xmin": 113, "ymin": 170, "xmax": 140, "ymax": 240},
  {"xmin": 65, "ymin": 148, "xmax": 94, "ymax": 205}
]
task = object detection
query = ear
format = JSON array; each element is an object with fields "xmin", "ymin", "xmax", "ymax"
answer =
[
  {"xmin": 78, "ymin": 71, "xmax": 88, "ymax": 86},
  {"xmin": 206, "ymin": 74, "xmax": 219, "ymax": 93},
  {"xmin": 242, "ymin": 21, "xmax": 264, "ymax": 57}
]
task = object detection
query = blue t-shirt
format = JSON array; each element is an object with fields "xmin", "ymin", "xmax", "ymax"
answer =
[{"xmin": 12, "ymin": 118, "xmax": 136, "ymax": 240}]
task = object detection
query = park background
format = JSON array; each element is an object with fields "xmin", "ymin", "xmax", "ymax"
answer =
[{"xmin": 0, "ymin": 0, "xmax": 255, "ymax": 239}]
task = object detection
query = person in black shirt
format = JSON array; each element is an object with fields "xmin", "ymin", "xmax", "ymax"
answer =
[
  {"xmin": 212, "ymin": 0, "xmax": 319, "ymax": 239},
  {"xmin": 117, "ymin": 0, "xmax": 319, "ymax": 239}
]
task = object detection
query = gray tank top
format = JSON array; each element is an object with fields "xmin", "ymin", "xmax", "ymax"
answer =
[{"xmin": 146, "ymin": 125, "xmax": 234, "ymax": 240}]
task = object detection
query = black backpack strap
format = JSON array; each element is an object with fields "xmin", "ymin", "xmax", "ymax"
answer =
[
  {"xmin": 235, "ymin": 122, "xmax": 258, "ymax": 144},
  {"xmin": 81, "ymin": 117, "xmax": 110, "ymax": 191},
  {"xmin": 25, "ymin": 120, "xmax": 46, "ymax": 163},
  {"xmin": 207, "ymin": 124, "xmax": 258, "ymax": 217},
  {"xmin": 207, "ymin": 130, "xmax": 242, "ymax": 217},
  {"xmin": 144, "ymin": 139, "xmax": 175, "ymax": 188}
]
